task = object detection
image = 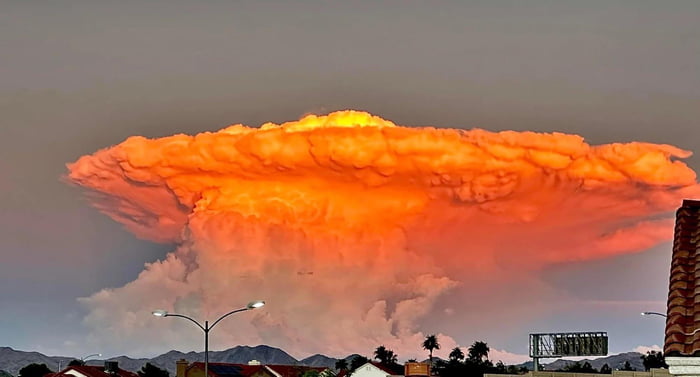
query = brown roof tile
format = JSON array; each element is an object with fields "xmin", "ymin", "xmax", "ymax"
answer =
[
  {"xmin": 187, "ymin": 362, "xmax": 327, "ymax": 377},
  {"xmin": 665, "ymin": 199, "xmax": 700, "ymax": 356},
  {"xmin": 187, "ymin": 362, "xmax": 263, "ymax": 377},
  {"xmin": 264, "ymin": 365, "xmax": 328, "ymax": 377},
  {"xmin": 368, "ymin": 362, "xmax": 404, "ymax": 375},
  {"xmin": 59, "ymin": 365, "xmax": 139, "ymax": 377}
]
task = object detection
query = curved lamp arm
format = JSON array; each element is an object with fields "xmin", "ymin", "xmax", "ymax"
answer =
[
  {"xmin": 209, "ymin": 307, "xmax": 249, "ymax": 330},
  {"xmin": 153, "ymin": 300, "xmax": 263, "ymax": 331},
  {"xmin": 81, "ymin": 353, "xmax": 102, "ymax": 362},
  {"xmin": 163, "ymin": 313, "xmax": 206, "ymax": 331},
  {"xmin": 641, "ymin": 311, "xmax": 667, "ymax": 318}
]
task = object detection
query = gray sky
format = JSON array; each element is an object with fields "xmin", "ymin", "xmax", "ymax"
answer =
[{"xmin": 1, "ymin": 0, "xmax": 699, "ymax": 361}]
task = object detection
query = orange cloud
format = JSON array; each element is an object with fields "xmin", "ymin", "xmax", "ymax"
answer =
[{"xmin": 67, "ymin": 110, "xmax": 699, "ymax": 358}]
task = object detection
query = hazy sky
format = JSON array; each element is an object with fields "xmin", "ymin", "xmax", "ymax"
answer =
[{"xmin": 2, "ymin": 0, "xmax": 699, "ymax": 363}]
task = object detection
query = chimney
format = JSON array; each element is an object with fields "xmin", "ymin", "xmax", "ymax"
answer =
[
  {"xmin": 176, "ymin": 359, "xmax": 189, "ymax": 377},
  {"xmin": 104, "ymin": 361, "xmax": 119, "ymax": 375}
]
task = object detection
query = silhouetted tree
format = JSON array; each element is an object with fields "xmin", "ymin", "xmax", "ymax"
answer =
[
  {"xmin": 432, "ymin": 359, "xmax": 467, "ymax": 377},
  {"xmin": 581, "ymin": 362, "xmax": 597, "ymax": 373},
  {"xmin": 504, "ymin": 365, "xmax": 526, "ymax": 375},
  {"xmin": 373, "ymin": 346, "xmax": 398, "ymax": 365},
  {"xmin": 334, "ymin": 359, "xmax": 348, "ymax": 371},
  {"xmin": 67, "ymin": 360, "xmax": 83, "ymax": 367},
  {"xmin": 600, "ymin": 364, "xmax": 612, "ymax": 374},
  {"xmin": 385, "ymin": 351, "xmax": 398, "ymax": 366},
  {"xmin": 19, "ymin": 364, "xmax": 52, "ymax": 377},
  {"xmin": 436, "ymin": 341, "xmax": 499, "ymax": 377},
  {"xmin": 494, "ymin": 361, "xmax": 506, "ymax": 373},
  {"xmin": 467, "ymin": 341, "xmax": 490, "ymax": 364},
  {"xmin": 423, "ymin": 334, "xmax": 441, "ymax": 366},
  {"xmin": 642, "ymin": 351, "xmax": 668, "ymax": 370},
  {"xmin": 448, "ymin": 347, "xmax": 465, "ymax": 362},
  {"xmin": 489, "ymin": 364, "xmax": 519, "ymax": 376},
  {"xmin": 559, "ymin": 362, "xmax": 597, "ymax": 373},
  {"xmin": 373, "ymin": 346, "xmax": 388, "ymax": 363},
  {"xmin": 347, "ymin": 356, "xmax": 369, "ymax": 376},
  {"xmin": 137, "ymin": 363, "xmax": 169, "ymax": 377},
  {"xmin": 621, "ymin": 361, "xmax": 635, "ymax": 371}
]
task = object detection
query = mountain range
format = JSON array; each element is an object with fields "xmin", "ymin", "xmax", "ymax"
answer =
[
  {"xmin": 539, "ymin": 352, "xmax": 646, "ymax": 372},
  {"xmin": 0, "ymin": 346, "xmax": 355, "ymax": 377},
  {"xmin": 0, "ymin": 346, "xmax": 648, "ymax": 377}
]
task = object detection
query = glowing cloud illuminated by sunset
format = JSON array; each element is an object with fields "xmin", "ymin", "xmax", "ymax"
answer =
[{"xmin": 67, "ymin": 110, "xmax": 699, "ymax": 358}]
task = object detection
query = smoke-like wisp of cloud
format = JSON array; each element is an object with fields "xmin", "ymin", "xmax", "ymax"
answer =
[{"xmin": 67, "ymin": 110, "xmax": 699, "ymax": 359}]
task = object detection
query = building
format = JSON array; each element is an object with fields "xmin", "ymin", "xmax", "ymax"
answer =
[
  {"xmin": 175, "ymin": 360, "xmax": 330, "ymax": 377},
  {"xmin": 47, "ymin": 362, "xmax": 138, "ymax": 377},
  {"xmin": 403, "ymin": 363, "xmax": 429, "ymax": 377},
  {"xmin": 339, "ymin": 362, "xmax": 403, "ymax": 377},
  {"xmin": 665, "ymin": 200, "xmax": 700, "ymax": 377}
]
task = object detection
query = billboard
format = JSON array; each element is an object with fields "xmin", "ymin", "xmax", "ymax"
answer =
[
  {"xmin": 404, "ymin": 362, "xmax": 430, "ymax": 376},
  {"xmin": 530, "ymin": 332, "xmax": 608, "ymax": 358}
]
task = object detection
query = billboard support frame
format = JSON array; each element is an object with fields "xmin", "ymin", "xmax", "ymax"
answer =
[{"xmin": 529, "ymin": 332, "xmax": 608, "ymax": 371}]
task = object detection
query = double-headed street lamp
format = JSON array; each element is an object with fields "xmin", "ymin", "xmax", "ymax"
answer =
[
  {"xmin": 641, "ymin": 311, "xmax": 667, "ymax": 318},
  {"xmin": 80, "ymin": 353, "xmax": 102, "ymax": 363},
  {"xmin": 152, "ymin": 300, "xmax": 265, "ymax": 377}
]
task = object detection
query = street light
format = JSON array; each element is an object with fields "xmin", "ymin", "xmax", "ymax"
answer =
[
  {"xmin": 81, "ymin": 353, "xmax": 102, "ymax": 362},
  {"xmin": 641, "ymin": 311, "xmax": 667, "ymax": 318},
  {"xmin": 152, "ymin": 301, "xmax": 265, "ymax": 377}
]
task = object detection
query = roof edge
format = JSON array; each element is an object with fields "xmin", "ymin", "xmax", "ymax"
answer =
[{"xmin": 682, "ymin": 199, "xmax": 700, "ymax": 208}]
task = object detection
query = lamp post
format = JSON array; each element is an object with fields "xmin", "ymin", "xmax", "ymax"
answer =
[
  {"xmin": 152, "ymin": 300, "xmax": 265, "ymax": 377},
  {"xmin": 641, "ymin": 311, "xmax": 667, "ymax": 318}
]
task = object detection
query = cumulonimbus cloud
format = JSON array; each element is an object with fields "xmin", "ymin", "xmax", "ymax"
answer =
[{"xmin": 66, "ymin": 110, "xmax": 699, "ymax": 359}]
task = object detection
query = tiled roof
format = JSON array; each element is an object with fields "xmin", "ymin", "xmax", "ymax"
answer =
[
  {"xmin": 264, "ymin": 365, "xmax": 328, "ymax": 377},
  {"xmin": 58, "ymin": 365, "xmax": 139, "ymax": 377},
  {"xmin": 188, "ymin": 362, "xmax": 262, "ymax": 377},
  {"xmin": 187, "ymin": 362, "xmax": 327, "ymax": 377},
  {"xmin": 368, "ymin": 362, "xmax": 403, "ymax": 376},
  {"xmin": 665, "ymin": 199, "xmax": 700, "ymax": 356}
]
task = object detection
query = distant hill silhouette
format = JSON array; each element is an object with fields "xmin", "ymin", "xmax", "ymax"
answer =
[
  {"xmin": 0, "ymin": 346, "xmax": 648, "ymax": 376},
  {"xmin": 540, "ymin": 352, "xmax": 645, "ymax": 372},
  {"xmin": 0, "ymin": 345, "xmax": 353, "ymax": 376},
  {"xmin": 0, "ymin": 347, "xmax": 75, "ymax": 376},
  {"xmin": 299, "ymin": 354, "xmax": 338, "ymax": 368}
]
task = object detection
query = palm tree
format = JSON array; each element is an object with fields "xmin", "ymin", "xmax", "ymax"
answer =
[
  {"xmin": 385, "ymin": 350, "xmax": 398, "ymax": 365},
  {"xmin": 374, "ymin": 346, "xmax": 389, "ymax": 364},
  {"xmin": 349, "ymin": 355, "xmax": 369, "ymax": 375},
  {"xmin": 334, "ymin": 359, "xmax": 348, "ymax": 371},
  {"xmin": 422, "ymin": 334, "xmax": 441, "ymax": 366},
  {"xmin": 374, "ymin": 346, "xmax": 398, "ymax": 365},
  {"xmin": 642, "ymin": 350, "xmax": 668, "ymax": 370},
  {"xmin": 621, "ymin": 361, "xmax": 636, "ymax": 371},
  {"xmin": 467, "ymin": 341, "xmax": 490, "ymax": 363},
  {"xmin": 448, "ymin": 347, "xmax": 464, "ymax": 362}
]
